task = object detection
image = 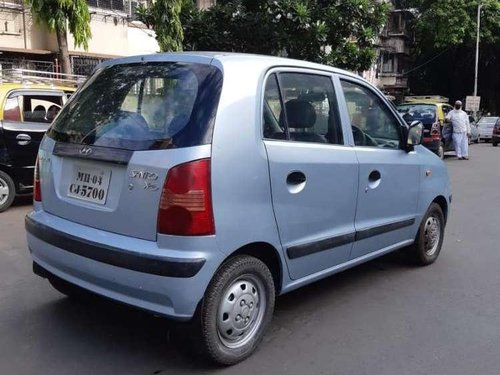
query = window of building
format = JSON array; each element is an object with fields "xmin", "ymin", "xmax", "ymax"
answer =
[
  {"xmin": 341, "ymin": 80, "xmax": 401, "ymax": 149},
  {"xmin": 381, "ymin": 52, "xmax": 396, "ymax": 73},
  {"xmin": 388, "ymin": 13, "xmax": 404, "ymax": 34},
  {"xmin": 87, "ymin": 0, "xmax": 125, "ymax": 11}
]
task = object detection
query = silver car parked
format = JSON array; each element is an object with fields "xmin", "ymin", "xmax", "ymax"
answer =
[
  {"xmin": 477, "ymin": 116, "xmax": 499, "ymax": 142},
  {"xmin": 26, "ymin": 53, "xmax": 452, "ymax": 365}
]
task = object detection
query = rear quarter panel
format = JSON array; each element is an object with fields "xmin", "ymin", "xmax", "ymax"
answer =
[{"xmin": 210, "ymin": 59, "xmax": 288, "ymax": 277}]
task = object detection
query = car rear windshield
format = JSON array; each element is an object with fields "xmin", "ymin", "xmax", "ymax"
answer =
[
  {"xmin": 396, "ymin": 104, "xmax": 437, "ymax": 124},
  {"xmin": 48, "ymin": 62, "xmax": 223, "ymax": 150},
  {"xmin": 478, "ymin": 117, "xmax": 498, "ymax": 127}
]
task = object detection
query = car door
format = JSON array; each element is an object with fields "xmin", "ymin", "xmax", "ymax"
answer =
[
  {"xmin": 441, "ymin": 104, "xmax": 454, "ymax": 150},
  {"xmin": 263, "ymin": 70, "xmax": 359, "ymax": 280},
  {"xmin": 338, "ymin": 78, "xmax": 420, "ymax": 260},
  {"xmin": 1, "ymin": 90, "xmax": 64, "ymax": 188}
]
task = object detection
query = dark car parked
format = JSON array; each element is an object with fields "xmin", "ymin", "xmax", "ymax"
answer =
[
  {"xmin": 0, "ymin": 69, "xmax": 80, "ymax": 211},
  {"xmin": 492, "ymin": 118, "xmax": 500, "ymax": 147},
  {"xmin": 397, "ymin": 102, "xmax": 453, "ymax": 158}
]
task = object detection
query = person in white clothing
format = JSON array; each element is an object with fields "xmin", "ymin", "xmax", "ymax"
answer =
[{"xmin": 445, "ymin": 100, "xmax": 471, "ymax": 160}]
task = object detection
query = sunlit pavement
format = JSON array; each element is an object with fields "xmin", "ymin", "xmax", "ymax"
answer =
[{"xmin": 1, "ymin": 143, "xmax": 499, "ymax": 375}]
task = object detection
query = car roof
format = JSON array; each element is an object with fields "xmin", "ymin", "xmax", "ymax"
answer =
[
  {"xmin": 398, "ymin": 102, "xmax": 445, "ymax": 106},
  {"xmin": 97, "ymin": 51, "xmax": 364, "ymax": 82},
  {"xmin": 0, "ymin": 83, "xmax": 75, "ymax": 95}
]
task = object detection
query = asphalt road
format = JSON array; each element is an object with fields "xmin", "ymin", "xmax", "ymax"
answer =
[{"xmin": 1, "ymin": 143, "xmax": 499, "ymax": 375}]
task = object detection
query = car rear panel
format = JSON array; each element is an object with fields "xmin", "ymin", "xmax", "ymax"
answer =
[
  {"xmin": 37, "ymin": 60, "xmax": 222, "ymax": 241},
  {"xmin": 39, "ymin": 137, "xmax": 211, "ymax": 241}
]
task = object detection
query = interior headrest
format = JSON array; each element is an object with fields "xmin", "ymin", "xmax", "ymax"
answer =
[{"xmin": 281, "ymin": 99, "xmax": 316, "ymax": 129}]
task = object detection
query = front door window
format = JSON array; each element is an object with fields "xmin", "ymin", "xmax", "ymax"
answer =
[{"xmin": 341, "ymin": 80, "xmax": 401, "ymax": 149}]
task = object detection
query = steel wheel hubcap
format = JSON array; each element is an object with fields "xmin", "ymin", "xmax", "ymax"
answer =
[
  {"xmin": 424, "ymin": 215, "xmax": 441, "ymax": 256},
  {"xmin": 0, "ymin": 177, "xmax": 9, "ymax": 205},
  {"xmin": 217, "ymin": 275, "xmax": 266, "ymax": 349}
]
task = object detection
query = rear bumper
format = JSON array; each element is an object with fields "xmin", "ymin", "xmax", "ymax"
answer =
[{"xmin": 26, "ymin": 209, "xmax": 224, "ymax": 320}]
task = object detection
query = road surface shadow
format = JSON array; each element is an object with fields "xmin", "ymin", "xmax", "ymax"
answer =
[
  {"xmin": 12, "ymin": 195, "xmax": 33, "ymax": 208},
  {"xmin": 25, "ymin": 251, "xmax": 413, "ymax": 373}
]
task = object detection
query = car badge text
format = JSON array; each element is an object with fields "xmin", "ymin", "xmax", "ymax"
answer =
[
  {"xmin": 79, "ymin": 146, "xmax": 93, "ymax": 155},
  {"xmin": 130, "ymin": 170, "xmax": 159, "ymax": 181}
]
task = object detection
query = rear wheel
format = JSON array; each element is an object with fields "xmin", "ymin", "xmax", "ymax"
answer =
[
  {"xmin": 0, "ymin": 171, "xmax": 15, "ymax": 213},
  {"xmin": 406, "ymin": 203, "xmax": 445, "ymax": 266},
  {"xmin": 197, "ymin": 255, "xmax": 275, "ymax": 365}
]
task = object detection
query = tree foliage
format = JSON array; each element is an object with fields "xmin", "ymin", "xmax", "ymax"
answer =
[
  {"xmin": 408, "ymin": 0, "xmax": 500, "ymax": 51},
  {"xmin": 179, "ymin": 0, "xmax": 389, "ymax": 71},
  {"xmin": 26, "ymin": 0, "xmax": 92, "ymax": 49},
  {"xmin": 26, "ymin": 0, "xmax": 91, "ymax": 73},
  {"xmin": 406, "ymin": 0, "xmax": 500, "ymax": 113},
  {"xmin": 136, "ymin": 0, "xmax": 184, "ymax": 52}
]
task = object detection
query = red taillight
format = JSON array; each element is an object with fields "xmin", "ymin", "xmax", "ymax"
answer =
[
  {"xmin": 34, "ymin": 157, "xmax": 41, "ymax": 202},
  {"xmin": 157, "ymin": 159, "xmax": 214, "ymax": 236},
  {"xmin": 431, "ymin": 122, "xmax": 441, "ymax": 140}
]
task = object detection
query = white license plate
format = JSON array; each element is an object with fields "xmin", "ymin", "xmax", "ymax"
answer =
[{"xmin": 67, "ymin": 165, "xmax": 111, "ymax": 205}]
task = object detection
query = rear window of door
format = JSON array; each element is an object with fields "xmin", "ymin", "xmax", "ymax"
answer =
[
  {"xmin": 3, "ymin": 93, "xmax": 63, "ymax": 123},
  {"xmin": 23, "ymin": 95, "xmax": 63, "ymax": 123},
  {"xmin": 47, "ymin": 62, "xmax": 223, "ymax": 151},
  {"xmin": 263, "ymin": 72, "xmax": 343, "ymax": 145}
]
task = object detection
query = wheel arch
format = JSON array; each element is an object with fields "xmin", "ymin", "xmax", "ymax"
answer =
[
  {"xmin": 226, "ymin": 242, "xmax": 284, "ymax": 294},
  {"xmin": 432, "ymin": 195, "xmax": 448, "ymax": 224}
]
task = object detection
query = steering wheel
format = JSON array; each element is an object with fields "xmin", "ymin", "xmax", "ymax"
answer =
[{"xmin": 351, "ymin": 125, "xmax": 366, "ymax": 146}]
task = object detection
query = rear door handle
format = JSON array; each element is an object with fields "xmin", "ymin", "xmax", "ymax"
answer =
[
  {"xmin": 366, "ymin": 170, "xmax": 381, "ymax": 191},
  {"xmin": 368, "ymin": 170, "xmax": 381, "ymax": 183},
  {"xmin": 16, "ymin": 134, "xmax": 31, "ymax": 145},
  {"xmin": 287, "ymin": 171, "xmax": 306, "ymax": 185}
]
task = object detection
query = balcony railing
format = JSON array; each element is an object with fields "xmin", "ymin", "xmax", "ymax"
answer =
[
  {"xmin": 0, "ymin": 0, "xmax": 24, "ymax": 9},
  {"xmin": 87, "ymin": 0, "xmax": 125, "ymax": 12}
]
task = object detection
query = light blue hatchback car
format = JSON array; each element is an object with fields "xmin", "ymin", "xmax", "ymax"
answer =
[{"xmin": 26, "ymin": 53, "xmax": 452, "ymax": 365}]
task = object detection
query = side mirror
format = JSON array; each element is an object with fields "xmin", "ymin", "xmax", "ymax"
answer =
[{"xmin": 406, "ymin": 120, "xmax": 423, "ymax": 150}]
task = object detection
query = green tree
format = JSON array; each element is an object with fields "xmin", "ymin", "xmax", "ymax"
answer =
[
  {"xmin": 26, "ymin": 0, "xmax": 92, "ymax": 74},
  {"xmin": 409, "ymin": 0, "xmax": 500, "ymax": 50},
  {"xmin": 162, "ymin": 0, "xmax": 389, "ymax": 71},
  {"xmin": 406, "ymin": 0, "xmax": 500, "ymax": 113},
  {"xmin": 136, "ymin": 0, "xmax": 184, "ymax": 52}
]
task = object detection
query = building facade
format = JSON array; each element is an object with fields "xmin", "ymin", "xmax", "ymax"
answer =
[
  {"xmin": 362, "ymin": 1, "xmax": 414, "ymax": 101},
  {"xmin": 0, "ymin": 0, "xmax": 159, "ymax": 75}
]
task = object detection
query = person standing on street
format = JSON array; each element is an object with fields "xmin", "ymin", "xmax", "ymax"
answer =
[{"xmin": 446, "ymin": 100, "xmax": 471, "ymax": 160}]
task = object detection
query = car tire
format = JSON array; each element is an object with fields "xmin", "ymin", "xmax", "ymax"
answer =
[
  {"xmin": 0, "ymin": 171, "xmax": 16, "ymax": 213},
  {"xmin": 407, "ymin": 203, "xmax": 445, "ymax": 266},
  {"xmin": 197, "ymin": 255, "xmax": 275, "ymax": 365},
  {"xmin": 48, "ymin": 275, "xmax": 91, "ymax": 299},
  {"xmin": 437, "ymin": 143, "xmax": 445, "ymax": 159}
]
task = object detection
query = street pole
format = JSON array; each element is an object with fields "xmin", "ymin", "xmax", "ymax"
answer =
[{"xmin": 473, "ymin": 3, "xmax": 483, "ymax": 118}]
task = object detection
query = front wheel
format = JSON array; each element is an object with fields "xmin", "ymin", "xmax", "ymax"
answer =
[
  {"xmin": 199, "ymin": 255, "xmax": 275, "ymax": 365},
  {"xmin": 437, "ymin": 143, "xmax": 445, "ymax": 159},
  {"xmin": 0, "ymin": 171, "xmax": 15, "ymax": 213},
  {"xmin": 406, "ymin": 203, "xmax": 445, "ymax": 266}
]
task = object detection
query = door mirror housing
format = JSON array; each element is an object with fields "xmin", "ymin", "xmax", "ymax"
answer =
[{"xmin": 406, "ymin": 121, "xmax": 423, "ymax": 150}]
